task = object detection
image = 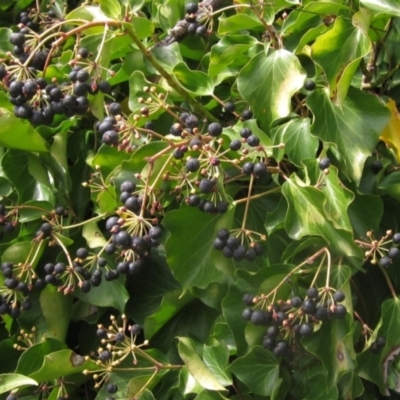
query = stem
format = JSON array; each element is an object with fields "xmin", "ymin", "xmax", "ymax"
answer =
[
  {"xmin": 241, "ymin": 175, "xmax": 254, "ymax": 230},
  {"xmin": 53, "ymin": 233, "xmax": 74, "ymax": 268},
  {"xmin": 61, "ymin": 213, "xmax": 107, "ymax": 230},
  {"xmin": 378, "ymin": 264, "xmax": 398, "ymax": 299},
  {"xmin": 233, "ymin": 186, "xmax": 280, "ymax": 205},
  {"xmin": 123, "ymin": 23, "xmax": 217, "ymax": 122},
  {"xmin": 324, "ymin": 248, "xmax": 331, "ymax": 288}
]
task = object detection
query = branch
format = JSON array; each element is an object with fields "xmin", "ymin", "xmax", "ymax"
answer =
[{"xmin": 154, "ymin": 0, "xmax": 228, "ymax": 48}]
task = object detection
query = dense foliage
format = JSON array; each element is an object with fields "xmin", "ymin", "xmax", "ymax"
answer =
[{"xmin": 0, "ymin": 0, "xmax": 400, "ymax": 398}]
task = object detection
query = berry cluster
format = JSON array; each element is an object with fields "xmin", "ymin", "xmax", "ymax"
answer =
[
  {"xmin": 242, "ymin": 288, "xmax": 347, "ymax": 357},
  {"xmin": 213, "ymin": 228, "xmax": 264, "ymax": 261},
  {"xmin": 185, "ymin": 3, "xmax": 210, "ymax": 37},
  {"xmin": 0, "ymin": 204, "xmax": 16, "ymax": 241}
]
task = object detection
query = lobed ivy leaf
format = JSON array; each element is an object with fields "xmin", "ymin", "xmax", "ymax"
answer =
[
  {"xmin": 237, "ymin": 49, "xmax": 306, "ymax": 132},
  {"xmin": 306, "ymin": 87, "xmax": 390, "ymax": 184}
]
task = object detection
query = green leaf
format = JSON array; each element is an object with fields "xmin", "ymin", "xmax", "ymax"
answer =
[
  {"xmin": 311, "ymin": 15, "xmax": 371, "ymax": 102},
  {"xmin": 203, "ymin": 343, "xmax": 232, "ymax": 387},
  {"xmin": 358, "ymin": 298, "xmax": 400, "ymax": 395},
  {"xmin": 0, "ymin": 374, "xmax": 37, "ymax": 394},
  {"xmin": 282, "ymin": 174, "xmax": 361, "ymax": 258},
  {"xmin": 173, "ymin": 62, "xmax": 214, "ymax": 96},
  {"xmin": 360, "ymin": 0, "xmax": 400, "ymax": 16},
  {"xmin": 177, "ymin": 337, "xmax": 226, "ymax": 391},
  {"xmin": 19, "ymin": 201, "xmax": 53, "ymax": 223},
  {"xmin": 163, "ymin": 206, "xmax": 225, "ymax": 291},
  {"xmin": 302, "ymin": 315, "xmax": 357, "ymax": 386},
  {"xmin": 16, "ymin": 338, "xmax": 67, "ymax": 376},
  {"xmin": 237, "ymin": 50, "xmax": 306, "ymax": 131},
  {"xmin": 39, "ymin": 285, "xmax": 73, "ymax": 342},
  {"xmin": 306, "ymin": 88, "xmax": 390, "ymax": 184},
  {"xmin": 228, "ymin": 345, "xmax": 281, "ymax": 397},
  {"xmin": 29, "ymin": 349, "xmax": 97, "ymax": 382},
  {"xmin": 218, "ymin": 14, "xmax": 265, "ymax": 35},
  {"xmin": 272, "ymin": 118, "xmax": 318, "ymax": 166},
  {"xmin": 0, "ymin": 108, "xmax": 49, "ymax": 153},
  {"xmin": 98, "ymin": 0, "xmax": 121, "ymax": 19}
]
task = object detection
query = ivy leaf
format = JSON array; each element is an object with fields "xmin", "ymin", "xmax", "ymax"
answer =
[
  {"xmin": 0, "ymin": 108, "xmax": 49, "ymax": 152},
  {"xmin": 311, "ymin": 15, "xmax": 371, "ymax": 103},
  {"xmin": 282, "ymin": 174, "xmax": 361, "ymax": 258},
  {"xmin": 379, "ymin": 99, "xmax": 400, "ymax": 162},
  {"xmin": 177, "ymin": 337, "xmax": 226, "ymax": 391},
  {"xmin": 302, "ymin": 315, "xmax": 357, "ymax": 387},
  {"xmin": 306, "ymin": 88, "xmax": 390, "ymax": 184},
  {"xmin": 163, "ymin": 206, "xmax": 224, "ymax": 291},
  {"xmin": 237, "ymin": 49, "xmax": 306, "ymax": 131},
  {"xmin": 173, "ymin": 62, "xmax": 214, "ymax": 96},
  {"xmin": 228, "ymin": 345, "xmax": 281, "ymax": 397},
  {"xmin": 358, "ymin": 298, "xmax": 400, "ymax": 395},
  {"xmin": 0, "ymin": 374, "xmax": 37, "ymax": 394},
  {"xmin": 97, "ymin": 0, "xmax": 121, "ymax": 19},
  {"xmin": 272, "ymin": 118, "xmax": 318, "ymax": 166},
  {"xmin": 360, "ymin": 0, "xmax": 400, "ymax": 16},
  {"xmin": 203, "ymin": 343, "xmax": 232, "ymax": 387}
]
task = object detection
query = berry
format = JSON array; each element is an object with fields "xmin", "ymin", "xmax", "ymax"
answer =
[
  {"xmin": 241, "ymin": 110, "xmax": 253, "ymax": 120},
  {"xmin": 318, "ymin": 158, "xmax": 331, "ymax": 170},
  {"xmin": 315, "ymin": 306, "xmax": 330, "ymax": 321},
  {"xmin": 203, "ymin": 201, "xmax": 216, "ymax": 213},
  {"xmin": 393, "ymin": 233, "xmax": 400, "ymax": 244},
  {"xmin": 129, "ymin": 259, "xmax": 144, "ymax": 275},
  {"xmin": 333, "ymin": 290, "xmax": 345, "ymax": 302},
  {"xmin": 102, "ymin": 130, "xmax": 119, "ymax": 145},
  {"xmin": 196, "ymin": 25, "xmax": 207, "ymax": 37},
  {"xmin": 98, "ymin": 258, "xmax": 107, "ymax": 267},
  {"xmin": 0, "ymin": 65, "xmax": 7, "ymax": 80},
  {"xmin": 114, "ymin": 332, "xmax": 125, "ymax": 342},
  {"xmin": 9, "ymin": 81, "xmax": 24, "ymax": 98},
  {"xmin": 245, "ymin": 249, "xmax": 256, "ymax": 261},
  {"xmin": 54, "ymin": 263, "xmax": 66, "ymax": 274},
  {"xmin": 81, "ymin": 281, "xmax": 91, "ymax": 293},
  {"xmin": 98, "ymin": 80, "xmax": 111, "ymax": 93},
  {"xmin": 242, "ymin": 308, "xmax": 252, "ymax": 320},
  {"xmin": 170, "ymin": 123, "xmax": 183, "ymax": 137},
  {"xmin": 5, "ymin": 278, "xmax": 18, "ymax": 289},
  {"xmin": 233, "ymin": 245, "xmax": 247, "ymax": 261},
  {"xmin": 78, "ymin": 48, "xmax": 89, "ymax": 58},
  {"xmin": 376, "ymin": 336, "xmax": 386, "ymax": 348},
  {"xmin": 185, "ymin": 115, "xmax": 199, "ymax": 128},
  {"xmin": 148, "ymin": 226, "xmax": 162, "ymax": 240},
  {"xmin": 10, "ymin": 32, "xmax": 25, "ymax": 47},
  {"xmin": 187, "ymin": 194, "xmax": 201, "ymax": 206},
  {"xmin": 105, "ymin": 270, "xmax": 118, "ymax": 281},
  {"xmin": 240, "ymin": 128, "xmax": 252, "ymax": 139},
  {"xmin": 370, "ymin": 160, "xmax": 383, "ymax": 174},
  {"xmin": 273, "ymin": 340, "xmax": 288, "ymax": 357},
  {"xmin": 208, "ymin": 122, "xmax": 223, "ymax": 137},
  {"xmin": 115, "ymin": 231, "xmax": 132, "ymax": 249},
  {"xmin": 75, "ymin": 248, "xmax": 89, "ymax": 259},
  {"xmin": 108, "ymin": 102, "xmax": 122, "ymax": 116},
  {"xmin": 130, "ymin": 324, "xmax": 142, "ymax": 335},
  {"xmin": 267, "ymin": 325, "xmax": 279, "ymax": 337},
  {"xmin": 223, "ymin": 101, "xmax": 235, "ymax": 113},
  {"xmin": 253, "ymin": 162, "xmax": 268, "ymax": 178},
  {"xmin": 188, "ymin": 23, "xmax": 198, "ymax": 34},
  {"xmin": 290, "ymin": 296, "xmax": 302, "ymax": 308},
  {"xmin": 262, "ymin": 336, "xmax": 275, "ymax": 349},
  {"xmin": 304, "ymin": 80, "xmax": 316, "ymax": 91},
  {"xmin": 120, "ymin": 180, "xmax": 136, "ymax": 193},
  {"xmin": 379, "ymin": 256, "xmax": 391, "ymax": 268},
  {"xmin": 173, "ymin": 149, "xmax": 185, "ymax": 159},
  {"xmin": 253, "ymin": 242, "xmax": 264, "ymax": 255},
  {"xmin": 226, "ymin": 236, "xmax": 240, "ymax": 249},
  {"xmin": 299, "ymin": 323, "xmax": 313, "ymax": 336},
  {"xmin": 76, "ymin": 69, "xmax": 90, "ymax": 82},
  {"xmin": 222, "ymin": 246, "xmax": 233, "ymax": 258},
  {"xmin": 40, "ymin": 222, "xmax": 52, "ymax": 236},
  {"xmin": 106, "ymin": 216, "xmax": 119, "ymax": 231},
  {"xmin": 73, "ymin": 82, "xmax": 89, "ymax": 96},
  {"xmin": 106, "ymin": 383, "xmax": 118, "ymax": 394},
  {"xmin": 229, "ymin": 139, "xmax": 241, "ymax": 151},
  {"xmin": 301, "ymin": 299, "xmax": 316, "ymax": 315},
  {"xmin": 186, "ymin": 158, "xmax": 200, "ymax": 172},
  {"xmin": 24, "ymin": 80, "xmax": 37, "ymax": 97},
  {"xmin": 246, "ymin": 135, "xmax": 260, "ymax": 147},
  {"xmin": 216, "ymin": 201, "xmax": 228, "ymax": 213},
  {"xmin": 98, "ymin": 350, "xmax": 112, "ymax": 361},
  {"xmin": 388, "ymin": 247, "xmax": 400, "ymax": 259},
  {"xmin": 186, "ymin": 2, "xmax": 198, "ymax": 13},
  {"xmin": 250, "ymin": 309, "xmax": 271, "ymax": 326},
  {"xmin": 307, "ymin": 287, "xmax": 319, "ymax": 299},
  {"xmin": 242, "ymin": 162, "xmax": 254, "ymax": 175},
  {"xmin": 14, "ymin": 104, "xmax": 32, "ymax": 119},
  {"xmin": 199, "ymin": 178, "xmax": 215, "ymax": 193},
  {"xmin": 213, "ymin": 237, "xmax": 225, "ymax": 250},
  {"xmin": 334, "ymin": 304, "xmax": 347, "ymax": 318},
  {"xmin": 242, "ymin": 293, "xmax": 254, "ymax": 306},
  {"xmin": 217, "ymin": 228, "xmax": 230, "ymax": 241}
]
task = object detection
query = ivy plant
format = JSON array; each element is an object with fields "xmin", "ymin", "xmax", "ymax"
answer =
[{"xmin": 0, "ymin": 0, "xmax": 400, "ymax": 398}]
